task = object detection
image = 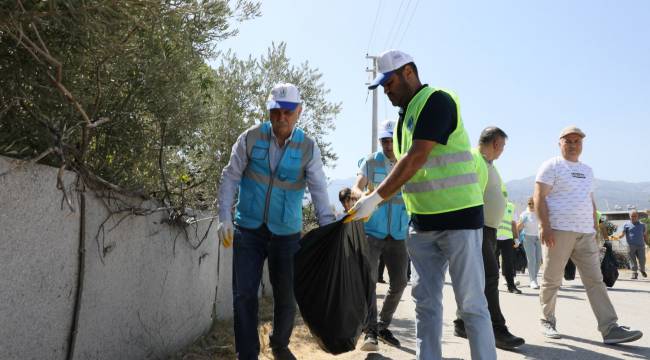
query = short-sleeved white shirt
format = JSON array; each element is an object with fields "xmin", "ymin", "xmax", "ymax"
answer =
[
  {"xmin": 519, "ymin": 210, "xmax": 539, "ymax": 236},
  {"xmin": 535, "ymin": 156, "xmax": 596, "ymax": 234}
]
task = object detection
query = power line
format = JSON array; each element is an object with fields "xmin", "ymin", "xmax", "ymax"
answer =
[
  {"xmin": 395, "ymin": 0, "xmax": 420, "ymax": 47},
  {"xmin": 387, "ymin": 0, "xmax": 413, "ymax": 48},
  {"xmin": 383, "ymin": 0, "xmax": 406, "ymax": 49},
  {"xmin": 366, "ymin": 0, "xmax": 383, "ymax": 54}
]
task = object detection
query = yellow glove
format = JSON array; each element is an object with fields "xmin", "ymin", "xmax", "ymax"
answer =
[{"xmin": 217, "ymin": 218, "xmax": 234, "ymax": 248}]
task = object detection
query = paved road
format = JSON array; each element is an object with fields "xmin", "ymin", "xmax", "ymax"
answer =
[{"xmin": 319, "ymin": 270, "xmax": 650, "ymax": 360}]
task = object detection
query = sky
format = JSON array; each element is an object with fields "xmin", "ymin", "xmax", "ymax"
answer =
[{"xmin": 215, "ymin": 0, "xmax": 650, "ymax": 183}]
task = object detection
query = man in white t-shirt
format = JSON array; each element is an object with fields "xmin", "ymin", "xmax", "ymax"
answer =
[{"xmin": 533, "ymin": 126, "xmax": 643, "ymax": 344}]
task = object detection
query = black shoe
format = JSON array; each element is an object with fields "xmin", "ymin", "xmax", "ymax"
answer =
[
  {"xmin": 378, "ymin": 278, "xmax": 387, "ymax": 284},
  {"xmin": 378, "ymin": 328, "xmax": 401, "ymax": 347},
  {"xmin": 641, "ymin": 271, "xmax": 647, "ymax": 278},
  {"xmin": 632, "ymin": 273, "xmax": 638, "ymax": 280},
  {"xmin": 494, "ymin": 327, "xmax": 525, "ymax": 350},
  {"xmin": 272, "ymin": 347, "xmax": 296, "ymax": 360},
  {"xmin": 360, "ymin": 331, "xmax": 379, "ymax": 351},
  {"xmin": 453, "ymin": 319, "xmax": 467, "ymax": 339},
  {"xmin": 508, "ymin": 286, "xmax": 522, "ymax": 294}
]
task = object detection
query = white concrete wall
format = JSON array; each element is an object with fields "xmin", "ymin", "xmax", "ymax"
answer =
[
  {"xmin": 0, "ymin": 157, "xmax": 79, "ymax": 360},
  {"xmin": 0, "ymin": 157, "xmax": 268, "ymax": 360}
]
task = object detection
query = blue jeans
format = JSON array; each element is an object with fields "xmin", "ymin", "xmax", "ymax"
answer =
[
  {"xmin": 407, "ymin": 227, "xmax": 496, "ymax": 360},
  {"xmin": 523, "ymin": 235, "xmax": 542, "ymax": 283},
  {"xmin": 232, "ymin": 225, "xmax": 300, "ymax": 360}
]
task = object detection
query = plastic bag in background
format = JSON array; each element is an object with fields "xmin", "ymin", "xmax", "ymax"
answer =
[
  {"xmin": 564, "ymin": 259, "xmax": 576, "ymax": 281},
  {"xmin": 293, "ymin": 219, "xmax": 373, "ymax": 355},
  {"xmin": 514, "ymin": 246, "xmax": 528, "ymax": 273},
  {"xmin": 601, "ymin": 241, "xmax": 619, "ymax": 287}
]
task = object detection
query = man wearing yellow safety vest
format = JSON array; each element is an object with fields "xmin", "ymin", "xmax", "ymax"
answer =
[
  {"xmin": 217, "ymin": 83, "xmax": 335, "ymax": 360},
  {"xmin": 496, "ymin": 201, "xmax": 522, "ymax": 294},
  {"xmin": 347, "ymin": 49, "xmax": 496, "ymax": 360},
  {"xmin": 453, "ymin": 127, "xmax": 525, "ymax": 350},
  {"xmin": 351, "ymin": 119, "xmax": 409, "ymax": 351}
]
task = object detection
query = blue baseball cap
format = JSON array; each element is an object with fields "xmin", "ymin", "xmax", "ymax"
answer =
[{"xmin": 267, "ymin": 83, "xmax": 302, "ymax": 111}]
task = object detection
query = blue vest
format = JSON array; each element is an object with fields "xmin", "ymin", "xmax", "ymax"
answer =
[
  {"xmin": 363, "ymin": 152, "xmax": 409, "ymax": 240},
  {"xmin": 235, "ymin": 122, "xmax": 314, "ymax": 235}
]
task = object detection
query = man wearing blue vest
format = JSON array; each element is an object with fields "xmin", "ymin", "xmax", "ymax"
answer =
[
  {"xmin": 348, "ymin": 49, "xmax": 496, "ymax": 360},
  {"xmin": 217, "ymin": 83, "xmax": 336, "ymax": 360},
  {"xmin": 352, "ymin": 119, "xmax": 409, "ymax": 351}
]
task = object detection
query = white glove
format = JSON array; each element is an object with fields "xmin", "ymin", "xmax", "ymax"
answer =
[
  {"xmin": 345, "ymin": 191, "xmax": 384, "ymax": 222},
  {"xmin": 217, "ymin": 218, "xmax": 234, "ymax": 248}
]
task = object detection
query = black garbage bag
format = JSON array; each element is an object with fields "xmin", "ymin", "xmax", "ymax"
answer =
[
  {"xmin": 601, "ymin": 241, "xmax": 619, "ymax": 287},
  {"xmin": 564, "ymin": 259, "xmax": 576, "ymax": 281},
  {"xmin": 514, "ymin": 246, "xmax": 527, "ymax": 273},
  {"xmin": 294, "ymin": 219, "xmax": 373, "ymax": 354}
]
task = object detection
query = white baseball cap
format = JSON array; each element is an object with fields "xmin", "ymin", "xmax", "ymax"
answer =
[
  {"xmin": 267, "ymin": 83, "xmax": 302, "ymax": 111},
  {"xmin": 558, "ymin": 125, "xmax": 586, "ymax": 139},
  {"xmin": 368, "ymin": 49, "xmax": 414, "ymax": 90},
  {"xmin": 378, "ymin": 119, "xmax": 396, "ymax": 139}
]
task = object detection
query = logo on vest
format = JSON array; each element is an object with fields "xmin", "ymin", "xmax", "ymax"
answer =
[
  {"xmin": 571, "ymin": 172, "xmax": 586, "ymax": 179},
  {"xmin": 407, "ymin": 116, "xmax": 414, "ymax": 131}
]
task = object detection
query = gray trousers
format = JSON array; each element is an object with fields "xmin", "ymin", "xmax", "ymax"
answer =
[
  {"xmin": 628, "ymin": 245, "xmax": 646, "ymax": 273},
  {"xmin": 366, "ymin": 235, "xmax": 408, "ymax": 332}
]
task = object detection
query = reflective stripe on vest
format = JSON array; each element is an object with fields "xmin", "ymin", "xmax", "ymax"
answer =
[
  {"xmin": 234, "ymin": 122, "xmax": 313, "ymax": 235},
  {"xmin": 394, "ymin": 87, "xmax": 484, "ymax": 215},
  {"xmin": 363, "ymin": 151, "xmax": 409, "ymax": 240},
  {"xmin": 497, "ymin": 202, "xmax": 516, "ymax": 239}
]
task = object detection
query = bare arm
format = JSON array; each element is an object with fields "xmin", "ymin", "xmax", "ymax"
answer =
[
  {"xmin": 511, "ymin": 220, "xmax": 518, "ymax": 240},
  {"xmin": 375, "ymin": 139, "xmax": 435, "ymax": 199},
  {"xmin": 516, "ymin": 218, "xmax": 525, "ymax": 234},
  {"xmin": 351, "ymin": 174, "xmax": 368, "ymax": 200},
  {"xmin": 591, "ymin": 194, "xmax": 598, "ymax": 232},
  {"xmin": 534, "ymin": 181, "xmax": 555, "ymax": 247}
]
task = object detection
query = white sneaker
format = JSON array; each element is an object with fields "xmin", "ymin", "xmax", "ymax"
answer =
[
  {"xmin": 542, "ymin": 322, "xmax": 561, "ymax": 339},
  {"xmin": 530, "ymin": 280, "xmax": 539, "ymax": 289}
]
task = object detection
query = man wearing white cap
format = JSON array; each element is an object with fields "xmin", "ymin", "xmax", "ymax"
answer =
[
  {"xmin": 348, "ymin": 49, "xmax": 496, "ymax": 360},
  {"xmin": 217, "ymin": 83, "xmax": 335, "ymax": 360},
  {"xmin": 534, "ymin": 126, "xmax": 643, "ymax": 344},
  {"xmin": 351, "ymin": 119, "xmax": 409, "ymax": 351}
]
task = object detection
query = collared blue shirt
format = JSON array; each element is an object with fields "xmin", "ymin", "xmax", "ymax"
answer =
[{"xmin": 623, "ymin": 221, "xmax": 646, "ymax": 246}]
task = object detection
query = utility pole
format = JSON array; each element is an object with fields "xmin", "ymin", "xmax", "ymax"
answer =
[{"xmin": 366, "ymin": 54, "xmax": 378, "ymax": 153}]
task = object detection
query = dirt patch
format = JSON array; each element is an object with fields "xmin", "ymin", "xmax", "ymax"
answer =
[{"xmin": 170, "ymin": 296, "xmax": 345, "ymax": 360}]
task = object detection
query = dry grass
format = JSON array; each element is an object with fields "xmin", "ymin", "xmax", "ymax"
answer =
[{"xmin": 170, "ymin": 296, "xmax": 334, "ymax": 360}]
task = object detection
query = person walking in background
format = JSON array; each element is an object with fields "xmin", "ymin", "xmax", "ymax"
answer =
[
  {"xmin": 348, "ymin": 49, "xmax": 496, "ymax": 360},
  {"xmin": 612, "ymin": 210, "xmax": 647, "ymax": 279},
  {"xmin": 496, "ymin": 201, "xmax": 522, "ymax": 294},
  {"xmin": 337, "ymin": 187, "xmax": 357, "ymax": 220},
  {"xmin": 534, "ymin": 125, "xmax": 642, "ymax": 344},
  {"xmin": 518, "ymin": 196, "xmax": 542, "ymax": 289},
  {"xmin": 217, "ymin": 83, "xmax": 335, "ymax": 360}
]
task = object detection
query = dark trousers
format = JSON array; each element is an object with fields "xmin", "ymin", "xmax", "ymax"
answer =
[
  {"xmin": 232, "ymin": 225, "xmax": 300, "ymax": 360},
  {"xmin": 378, "ymin": 255, "xmax": 386, "ymax": 280},
  {"xmin": 366, "ymin": 235, "xmax": 409, "ymax": 332},
  {"xmin": 495, "ymin": 239, "xmax": 517, "ymax": 288},
  {"xmin": 456, "ymin": 226, "xmax": 507, "ymax": 330}
]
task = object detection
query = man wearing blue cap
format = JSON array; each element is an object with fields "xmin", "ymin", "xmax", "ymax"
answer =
[
  {"xmin": 217, "ymin": 83, "xmax": 335, "ymax": 360},
  {"xmin": 348, "ymin": 49, "xmax": 496, "ymax": 360}
]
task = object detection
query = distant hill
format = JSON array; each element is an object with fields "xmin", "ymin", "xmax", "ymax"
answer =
[
  {"xmin": 505, "ymin": 176, "xmax": 650, "ymax": 213},
  {"xmin": 325, "ymin": 176, "xmax": 650, "ymax": 214}
]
